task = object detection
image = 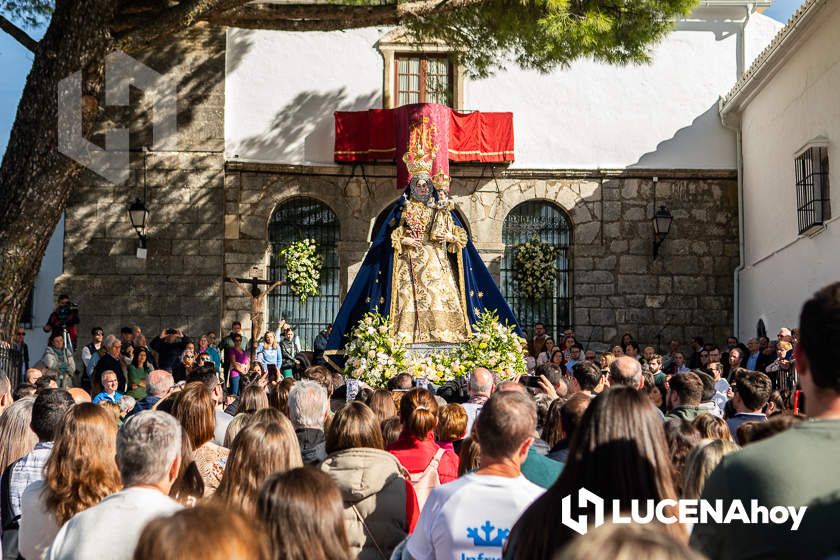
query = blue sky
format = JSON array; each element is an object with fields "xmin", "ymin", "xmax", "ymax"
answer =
[{"xmin": 0, "ymin": 2, "xmax": 806, "ymax": 158}]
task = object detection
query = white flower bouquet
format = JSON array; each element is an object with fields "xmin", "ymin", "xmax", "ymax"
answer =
[
  {"xmin": 344, "ymin": 312, "xmax": 407, "ymax": 387},
  {"xmin": 512, "ymin": 238, "xmax": 560, "ymax": 300},
  {"xmin": 278, "ymin": 239, "xmax": 323, "ymax": 303}
]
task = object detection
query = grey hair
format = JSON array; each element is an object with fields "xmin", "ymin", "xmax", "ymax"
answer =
[
  {"xmin": 117, "ymin": 411, "xmax": 182, "ymax": 486},
  {"xmin": 117, "ymin": 394, "xmax": 136, "ymax": 415},
  {"xmin": 288, "ymin": 380, "xmax": 328, "ymax": 429},
  {"xmin": 103, "ymin": 335, "xmax": 119, "ymax": 350},
  {"xmin": 145, "ymin": 370, "xmax": 174, "ymax": 397},
  {"xmin": 469, "ymin": 368, "xmax": 494, "ymax": 396},
  {"xmin": 609, "ymin": 356, "xmax": 643, "ymax": 388}
]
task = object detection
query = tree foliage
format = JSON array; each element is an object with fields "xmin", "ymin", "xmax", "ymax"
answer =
[
  {"xmin": 0, "ymin": 0, "xmax": 51, "ymax": 29},
  {"xmin": 404, "ymin": 0, "xmax": 698, "ymax": 77}
]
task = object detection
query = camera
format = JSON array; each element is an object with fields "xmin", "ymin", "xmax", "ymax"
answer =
[{"xmin": 55, "ymin": 301, "xmax": 78, "ymax": 327}]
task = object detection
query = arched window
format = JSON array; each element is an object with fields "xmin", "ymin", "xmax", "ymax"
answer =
[
  {"xmin": 501, "ymin": 201, "xmax": 572, "ymax": 340},
  {"xmin": 269, "ymin": 198, "xmax": 340, "ymax": 351}
]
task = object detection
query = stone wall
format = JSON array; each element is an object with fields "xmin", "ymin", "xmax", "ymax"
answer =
[
  {"xmin": 58, "ymin": 25, "xmax": 226, "ymax": 339},
  {"xmin": 223, "ymin": 162, "xmax": 738, "ymax": 349}
]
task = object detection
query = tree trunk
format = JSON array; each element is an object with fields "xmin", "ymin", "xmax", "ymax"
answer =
[{"xmin": 0, "ymin": 0, "xmax": 116, "ymax": 339}]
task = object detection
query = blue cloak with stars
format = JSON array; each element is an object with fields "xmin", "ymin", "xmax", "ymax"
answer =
[{"xmin": 325, "ymin": 187, "xmax": 522, "ymax": 366}]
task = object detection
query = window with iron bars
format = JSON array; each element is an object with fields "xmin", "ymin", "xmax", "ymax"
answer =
[{"xmin": 795, "ymin": 146, "xmax": 830, "ymax": 235}]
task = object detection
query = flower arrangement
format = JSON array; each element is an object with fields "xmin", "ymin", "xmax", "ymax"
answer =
[
  {"xmin": 512, "ymin": 238, "xmax": 560, "ymax": 300},
  {"xmin": 278, "ymin": 239, "xmax": 323, "ymax": 303},
  {"xmin": 344, "ymin": 309, "xmax": 525, "ymax": 388},
  {"xmin": 344, "ymin": 313, "xmax": 407, "ymax": 387},
  {"xmin": 455, "ymin": 309, "xmax": 527, "ymax": 381}
]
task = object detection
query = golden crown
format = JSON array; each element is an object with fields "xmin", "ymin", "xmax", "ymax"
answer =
[
  {"xmin": 431, "ymin": 170, "xmax": 451, "ymax": 192},
  {"xmin": 402, "ymin": 116, "xmax": 437, "ymax": 178}
]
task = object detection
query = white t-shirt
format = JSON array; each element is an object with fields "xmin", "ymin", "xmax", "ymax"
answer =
[{"xmin": 406, "ymin": 473, "xmax": 543, "ymax": 560}]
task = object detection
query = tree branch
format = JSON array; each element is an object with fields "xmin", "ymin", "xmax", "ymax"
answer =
[
  {"xmin": 206, "ymin": 0, "xmax": 486, "ymax": 31},
  {"xmin": 0, "ymin": 15, "xmax": 38, "ymax": 53},
  {"xmin": 117, "ymin": 0, "xmax": 252, "ymax": 51}
]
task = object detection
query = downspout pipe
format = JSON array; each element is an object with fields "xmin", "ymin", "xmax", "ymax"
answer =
[{"xmin": 721, "ymin": 3, "xmax": 751, "ymax": 339}]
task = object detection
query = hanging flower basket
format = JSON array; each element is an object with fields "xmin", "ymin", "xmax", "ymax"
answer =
[
  {"xmin": 512, "ymin": 238, "xmax": 560, "ymax": 300},
  {"xmin": 278, "ymin": 239, "xmax": 323, "ymax": 303}
]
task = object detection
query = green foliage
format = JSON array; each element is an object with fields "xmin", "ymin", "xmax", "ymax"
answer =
[
  {"xmin": 0, "ymin": 0, "xmax": 52, "ymax": 28},
  {"xmin": 404, "ymin": 0, "xmax": 700, "ymax": 78},
  {"xmin": 278, "ymin": 239, "xmax": 323, "ymax": 303}
]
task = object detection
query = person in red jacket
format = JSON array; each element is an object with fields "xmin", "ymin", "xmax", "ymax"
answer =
[{"xmin": 388, "ymin": 387, "xmax": 459, "ymax": 506}]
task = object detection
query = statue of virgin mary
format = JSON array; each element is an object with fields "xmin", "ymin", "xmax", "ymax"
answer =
[{"xmin": 326, "ymin": 113, "xmax": 521, "ymax": 363}]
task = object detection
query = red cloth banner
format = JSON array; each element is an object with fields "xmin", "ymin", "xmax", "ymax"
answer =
[{"xmin": 334, "ymin": 104, "xmax": 514, "ymax": 168}]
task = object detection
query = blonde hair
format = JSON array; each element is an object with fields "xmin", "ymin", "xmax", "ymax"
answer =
[
  {"xmin": 777, "ymin": 341, "xmax": 793, "ymax": 353},
  {"xmin": 215, "ymin": 415, "xmax": 302, "ymax": 516},
  {"xmin": 264, "ymin": 331, "xmax": 278, "ymax": 350},
  {"xmin": 681, "ymin": 439, "xmax": 740, "ymax": 499},
  {"xmin": 44, "ymin": 403, "xmax": 121, "ymax": 524},
  {"xmin": 0, "ymin": 397, "xmax": 37, "ymax": 471}
]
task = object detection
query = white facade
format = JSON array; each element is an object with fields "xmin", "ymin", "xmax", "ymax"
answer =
[
  {"xmin": 723, "ymin": 0, "xmax": 840, "ymax": 340},
  {"xmin": 25, "ymin": 215, "xmax": 64, "ymax": 365},
  {"xmin": 225, "ymin": 5, "xmax": 780, "ymax": 170}
]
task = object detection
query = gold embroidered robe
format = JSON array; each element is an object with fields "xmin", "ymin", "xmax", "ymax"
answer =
[{"xmin": 390, "ymin": 200, "xmax": 470, "ymax": 343}]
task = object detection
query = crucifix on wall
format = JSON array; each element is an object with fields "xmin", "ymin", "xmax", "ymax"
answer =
[{"xmin": 224, "ymin": 273, "xmax": 284, "ymax": 360}]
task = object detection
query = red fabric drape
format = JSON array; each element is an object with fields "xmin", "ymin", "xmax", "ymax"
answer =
[
  {"xmin": 334, "ymin": 104, "xmax": 514, "ymax": 166},
  {"xmin": 449, "ymin": 111, "xmax": 514, "ymax": 163}
]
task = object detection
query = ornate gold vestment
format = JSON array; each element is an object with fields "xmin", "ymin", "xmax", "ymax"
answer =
[{"xmin": 390, "ymin": 199, "xmax": 470, "ymax": 343}]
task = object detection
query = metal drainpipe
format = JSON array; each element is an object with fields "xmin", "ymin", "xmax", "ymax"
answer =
[{"xmin": 728, "ymin": 3, "xmax": 752, "ymax": 339}]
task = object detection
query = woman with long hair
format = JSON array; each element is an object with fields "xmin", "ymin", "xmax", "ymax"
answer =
[
  {"xmin": 321, "ymin": 402, "xmax": 418, "ymax": 559},
  {"xmin": 537, "ymin": 338, "xmax": 556, "ymax": 366},
  {"xmin": 268, "ymin": 377, "xmax": 296, "ymax": 417},
  {"xmin": 172, "ymin": 382, "xmax": 228, "ymax": 496},
  {"xmin": 169, "ymin": 434, "xmax": 205, "ymax": 506},
  {"xmin": 682, "ymin": 439, "xmax": 740, "ymax": 500},
  {"xmin": 256, "ymin": 331, "xmax": 282, "ymax": 381},
  {"xmin": 366, "ymin": 389, "xmax": 398, "ymax": 423},
  {"xmin": 237, "ymin": 383, "xmax": 269, "ymax": 415},
  {"xmin": 226, "ymin": 334, "xmax": 249, "ymax": 396},
  {"xmin": 387, "ymin": 388, "xmax": 459, "ymax": 497},
  {"xmin": 19, "ymin": 403, "xmax": 121, "ymax": 560},
  {"xmin": 0, "ymin": 396, "xmax": 37, "ymax": 472},
  {"xmin": 215, "ymin": 416, "xmax": 303, "ymax": 515},
  {"xmin": 257, "ymin": 467, "xmax": 351, "ymax": 560},
  {"xmin": 506, "ymin": 387, "xmax": 684, "ymax": 559},
  {"xmin": 126, "ymin": 347, "xmax": 152, "ymax": 399}
]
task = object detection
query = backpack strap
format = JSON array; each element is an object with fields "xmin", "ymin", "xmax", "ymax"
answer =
[
  {"xmin": 350, "ymin": 504, "xmax": 388, "ymax": 560},
  {"xmin": 1, "ymin": 460, "xmax": 20, "ymax": 531}
]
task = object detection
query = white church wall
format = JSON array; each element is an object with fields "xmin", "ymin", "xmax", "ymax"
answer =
[
  {"xmin": 737, "ymin": 1, "xmax": 840, "ymax": 339},
  {"xmin": 25, "ymin": 214, "xmax": 65, "ymax": 365},
  {"xmin": 225, "ymin": 7, "xmax": 780, "ymax": 170}
]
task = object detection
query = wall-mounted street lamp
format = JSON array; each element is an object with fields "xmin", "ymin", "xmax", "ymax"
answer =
[
  {"xmin": 652, "ymin": 205, "xmax": 673, "ymax": 258},
  {"xmin": 128, "ymin": 198, "xmax": 149, "ymax": 259}
]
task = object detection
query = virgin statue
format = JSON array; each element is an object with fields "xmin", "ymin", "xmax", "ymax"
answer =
[{"xmin": 325, "ymin": 113, "xmax": 520, "ymax": 364}]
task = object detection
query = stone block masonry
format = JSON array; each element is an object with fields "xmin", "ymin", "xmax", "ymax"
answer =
[
  {"xmin": 58, "ymin": 26, "xmax": 226, "ymax": 338},
  {"xmin": 223, "ymin": 163, "xmax": 739, "ymax": 351}
]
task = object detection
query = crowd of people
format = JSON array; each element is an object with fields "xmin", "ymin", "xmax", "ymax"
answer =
[{"xmin": 0, "ymin": 283, "xmax": 839, "ymax": 559}]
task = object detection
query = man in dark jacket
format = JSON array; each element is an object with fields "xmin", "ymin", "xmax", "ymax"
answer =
[
  {"xmin": 149, "ymin": 328, "xmax": 191, "ymax": 373},
  {"xmin": 288, "ymin": 380, "xmax": 328, "ymax": 464}
]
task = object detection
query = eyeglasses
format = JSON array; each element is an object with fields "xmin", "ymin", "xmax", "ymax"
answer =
[{"xmin": 15, "ymin": 331, "xmax": 25, "ymax": 336}]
